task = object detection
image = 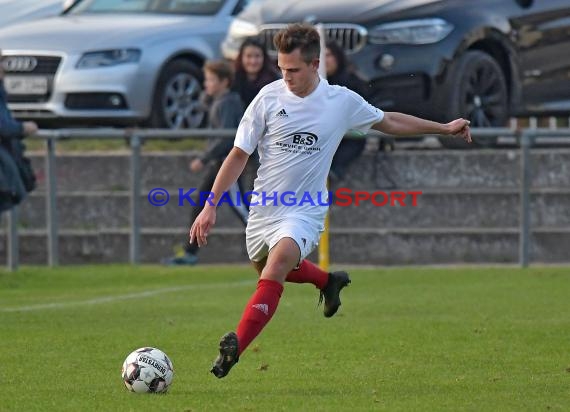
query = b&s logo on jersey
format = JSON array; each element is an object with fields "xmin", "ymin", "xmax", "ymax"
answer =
[
  {"xmin": 292, "ymin": 132, "xmax": 318, "ymax": 146},
  {"xmin": 275, "ymin": 132, "xmax": 321, "ymax": 155}
]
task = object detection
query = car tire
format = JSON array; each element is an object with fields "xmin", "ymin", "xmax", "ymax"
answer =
[
  {"xmin": 149, "ymin": 59, "xmax": 205, "ymax": 129},
  {"xmin": 438, "ymin": 50, "xmax": 508, "ymax": 149}
]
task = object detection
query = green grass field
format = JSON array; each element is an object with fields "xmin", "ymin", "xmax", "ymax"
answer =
[{"xmin": 1, "ymin": 265, "xmax": 569, "ymax": 411}]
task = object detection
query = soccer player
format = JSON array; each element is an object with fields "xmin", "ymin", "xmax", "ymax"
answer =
[{"xmin": 189, "ymin": 23, "xmax": 471, "ymax": 378}]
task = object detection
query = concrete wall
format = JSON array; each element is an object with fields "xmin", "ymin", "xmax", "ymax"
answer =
[{"xmin": 2, "ymin": 148, "xmax": 569, "ymax": 265}]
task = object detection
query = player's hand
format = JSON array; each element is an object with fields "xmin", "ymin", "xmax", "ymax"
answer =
[
  {"xmin": 190, "ymin": 158, "xmax": 204, "ymax": 173},
  {"xmin": 446, "ymin": 118, "xmax": 472, "ymax": 143},
  {"xmin": 189, "ymin": 206, "xmax": 216, "ymax": 247}
]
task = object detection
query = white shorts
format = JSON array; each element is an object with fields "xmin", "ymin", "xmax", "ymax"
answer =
[{"xmin": 245, "ymin": 212, "xmax": 323, "ymax": 264}]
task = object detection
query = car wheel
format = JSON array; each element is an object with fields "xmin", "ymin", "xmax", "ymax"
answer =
[
  {"xmin": 149, "ymin": 59, "xmax": 205, "ymax": 129},
  {"xmin": 438, "ymin": 50, "xmax": 508, "ymax": 148}
]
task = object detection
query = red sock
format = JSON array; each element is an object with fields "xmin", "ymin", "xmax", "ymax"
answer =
[
  {"xmin": 285, "ymin": 259, "xmax": 329, "ymax": 289},
  {"xmin": 236, "ymin": 279, "xmax": 283, "ymax": 356}
]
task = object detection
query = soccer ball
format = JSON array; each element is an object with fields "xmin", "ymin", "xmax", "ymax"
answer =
[{"xmin": 121, "ymin": 347, "xmax": 174, "ymax": 393}]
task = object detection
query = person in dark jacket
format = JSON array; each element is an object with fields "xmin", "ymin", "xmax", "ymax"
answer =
[
  {"xmin": 325, "ymin": 40, "xmax": 369, "ymax": 182},
  {"xmin": 233, "ymin": 38, "xmax": 280, "ymax": 108},
  {"xmin": 0, "ymin": 49, "xmax": 38, "ymax": 213},
  {"xmin": 164, "ymin": 60, "xmax": 245, "ymax": 265}
]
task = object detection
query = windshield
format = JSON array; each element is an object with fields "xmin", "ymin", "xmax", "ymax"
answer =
[{"xmin": 68, "ymin": 0, "xmax": 227, "ymax": 16}]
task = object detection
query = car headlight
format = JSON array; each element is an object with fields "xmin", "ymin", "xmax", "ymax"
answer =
[
  {"xmin": 76, "ymin": 48, "xmax": 141, "ymax": 69},
  {"xmin": 228, "ymin": 18, "xmax": 259, "ymax": 39},
  {"xmin": 369, "ymin": 18, "xmax": 453, "ymax": 45}
]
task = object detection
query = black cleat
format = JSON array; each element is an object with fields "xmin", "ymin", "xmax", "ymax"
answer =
[
  {"xmin": 210, "ymin": 331, "xmax": 239, "ymax": 378},
  {"xmin": 319, "ymin": 271, "xmax": 351, "ymax": 318}
]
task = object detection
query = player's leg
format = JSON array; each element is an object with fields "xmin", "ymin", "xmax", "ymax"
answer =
[
  {"xmin": 286, "ymin": 259, "xmax": 351, "ymax": 317},
  {"xmin": 254, "ymin": 254, "xmax": 341, "ymax": 299},
  {"xmin": 247, "ymin": 218, "xmax": 328, "ymax": 287},
  {"xmin": 276, "ymin": 219, "xmax": 351, "ymax": 318},
  {"xmin": 209, "ymin": 258, "xmax": 265, "ymax": 379},
  {"xmin": 286, "ymin": 259, "xmax": 328, "ymax": 288},
  {"xmin": 250, "ymin": 231, "xmax": 350, "ymax": 318},
  {"xmin": 238, "ymin": 239, "xmax": 299, "ymax": 349},
  {"xmin": 211, "ymin": 238, "xmax": 299, "ymax": 378}
]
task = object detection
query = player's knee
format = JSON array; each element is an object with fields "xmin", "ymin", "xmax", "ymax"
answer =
[{"xmin": 260, "ymin": 261, "xmax": 292, "ymax": 283}]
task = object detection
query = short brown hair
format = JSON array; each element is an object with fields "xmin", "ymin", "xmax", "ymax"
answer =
[
  {"xmin": 273, "ymin": 23, "xmax": 320, "ymax": 64},
  {"xmin": 204, "ymin": 60, "xmax": 234, "ymax": 87}
]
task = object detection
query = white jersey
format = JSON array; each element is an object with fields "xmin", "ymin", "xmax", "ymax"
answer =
[{"xmin": 234, "ymin": 78, "xmax": 384, "ymax": 224}]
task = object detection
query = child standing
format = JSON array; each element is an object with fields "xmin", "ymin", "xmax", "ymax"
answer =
[{"xmin": 164, "ymin": 60, "xmax": 245, "ymax": 265}]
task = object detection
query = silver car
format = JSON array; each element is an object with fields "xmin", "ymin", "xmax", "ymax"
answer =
[
  {"xmin": 0, "ymin": 0, "xmax": 75, "ymax": 29},
  {"xmin": 0, "ymin": 0, "xmax": 256, "ymax": 128}
]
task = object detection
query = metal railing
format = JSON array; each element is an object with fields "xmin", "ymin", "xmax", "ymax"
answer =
[{"xmin": 3, "ymin": 127, "xmax": 570, "ymax": 271}]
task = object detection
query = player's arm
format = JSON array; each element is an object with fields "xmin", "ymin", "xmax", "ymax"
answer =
[
  {"xmin": 372, "ymin": 112, "xmax": 471, "ymax": 142},
  {"xmin": 208, "ymin": 146, "xmax": 250, "ymax": 206},
  {"xmin": 189, "ymin": 146, "xmax": 250, "ymax": 247}
]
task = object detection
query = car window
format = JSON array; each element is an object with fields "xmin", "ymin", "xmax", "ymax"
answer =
[{"xmin": 69, "ymin": 0, "xmax": 227, "ymax": 15}]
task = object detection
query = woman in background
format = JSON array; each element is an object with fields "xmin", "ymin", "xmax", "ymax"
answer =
[{"xmin": 233, "ymin": 38, "xmax": 280, "ymax": 108}]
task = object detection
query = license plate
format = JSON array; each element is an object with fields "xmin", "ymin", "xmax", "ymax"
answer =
[{"xmin": 4, "ymin": 76, "xmax": 48, "ymax": 95}]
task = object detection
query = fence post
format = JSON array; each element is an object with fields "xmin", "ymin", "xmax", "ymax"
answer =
[
  {"xmin": 519, "ymin": 130, "xmax": 532, "ymax": 268},
  {"xmin": 315, "ymin": 23, "xmax": 330, "ymax": 271},
  {"xmin": 7, "ymin": 206, "xmax": 19, "ymax": 271},
  {"xmin": 46, "ymin": 137, "xmax": 59, "ymax": 266},
  {"xmin": 130, "ymin": 134, "xmax": 142, "ymax": 264}
]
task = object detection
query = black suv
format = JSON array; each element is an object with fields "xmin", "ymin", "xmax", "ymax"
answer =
[{"xmin": 222, "ymin": 0, "xmax": 570, "ymax": 147}]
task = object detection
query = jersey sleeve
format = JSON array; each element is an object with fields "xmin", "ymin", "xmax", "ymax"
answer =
[
  {"xmin": 233, "ymin": 94, "xmax": 266, "ymax": 155},
  {"xmin": 344, "ymin": 89, "xmax": 384, "ymax": 134}
]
